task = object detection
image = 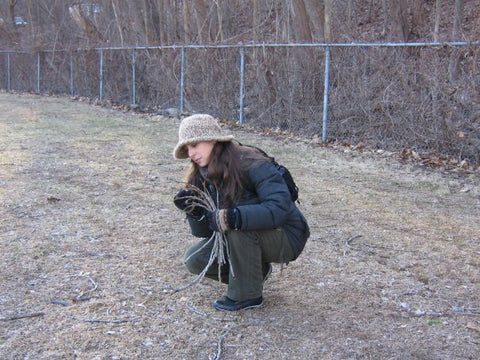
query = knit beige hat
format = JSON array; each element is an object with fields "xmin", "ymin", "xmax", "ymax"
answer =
[{"xmin": 173, "ymin": 114, "xmax": 234, "ymax": 159}]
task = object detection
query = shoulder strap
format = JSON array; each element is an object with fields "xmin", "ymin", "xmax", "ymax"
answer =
[{"xmin": 237, "ymin": 142, "xmax": 275, "ymax": 162}]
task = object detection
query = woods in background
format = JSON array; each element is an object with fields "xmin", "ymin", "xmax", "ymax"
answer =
[
  {"xmin": 0, "ymin": 1, "xmax": 474, "ymax": 47},
  {"xmin": 0, "ymin": 1, "xmax": 478, "ymax": 166}
]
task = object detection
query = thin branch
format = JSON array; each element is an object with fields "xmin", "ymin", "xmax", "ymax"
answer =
[
  {"xmin": 165, "ymin": 183, "xmax": 233, "ymax": 292},
  {"xmin": 209, "ymin": 322, "xmax": 258, "ymax": 360},
  {"xmin": 50, "ymin": 299, "xmax": 70, "ymax": 307},
  {"xmin": 163, "ymin": 232, "xmax": 220, "ymax": 292},
  {"xmin": 0, "ymin": 312, "xmax": 45, "ymax": 321},
  {"xmin": 343, "ymin": 234, "xmax": 363, "ymax": 256},
  {"xmin": 210, "ymin": 327, "xmax": 232, "ymax": 360},
  {"xmin": 74, "ymin": 273, "xmax": 98, "ymax": 301},
  {"xmin": 346, "ymin": 234, "xmax": 363, "ymax": 246},
  {"xmin": 81, "ymin": 126, "xmax": 107, "ymax": 136},
  {"xmin": 70, "ymin": 315, "xmax": 132, "ymax": 324}
]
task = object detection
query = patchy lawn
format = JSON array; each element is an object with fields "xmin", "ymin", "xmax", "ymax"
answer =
[{"xmin": 0, "ymin": 92, "xmax": 479, "ymax": 359}]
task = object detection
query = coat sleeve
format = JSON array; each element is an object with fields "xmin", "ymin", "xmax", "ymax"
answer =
[{"xmin": 236, "ymin": 160, "xmax": 293, "ymax": 231}]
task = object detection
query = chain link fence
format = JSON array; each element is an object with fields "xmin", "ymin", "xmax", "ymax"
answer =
[{"xmin": 0, "ymin": 42, "xmax": 478, "ymax": 164}]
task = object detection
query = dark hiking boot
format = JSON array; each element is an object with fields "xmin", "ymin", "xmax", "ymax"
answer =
[{"xmin": 213, "ymin": 296, "xmax": 263, "ymax": 311}]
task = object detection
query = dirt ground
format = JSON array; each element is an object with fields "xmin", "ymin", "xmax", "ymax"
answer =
[{"xmin": 0, "ymin": 92, "xmax": 479, "ymax": 360}]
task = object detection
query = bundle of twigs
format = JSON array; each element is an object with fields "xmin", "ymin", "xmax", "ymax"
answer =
[{"xmin": 167, "ymin": 183, "xmax": 232, "ymax": 292}]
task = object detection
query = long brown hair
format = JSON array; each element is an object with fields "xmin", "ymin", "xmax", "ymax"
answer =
[{"xmin": 184, "ymin": 141, "xmax": 267, "ymax": 207}]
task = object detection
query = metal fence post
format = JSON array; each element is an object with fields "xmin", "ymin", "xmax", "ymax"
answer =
[
  {"xmin": 131, "ymin": 51, "xmax": 136, "ymax": 105},
  {"xmin": 70, "ymin": 52, "xmax": 74, "ymax": 96},
  {"xmin": 99, "ymin": 49, "xmax": 103, "ymax": 101},
  {"xmin": 180, "ymin": 47, "xmax": 185, "ymax": 113},
  {"xmin": 6, "ymin": 52, "xmax": 11, "ymax": 91},
  {"xmin": 36, "ymin": 52, "xmax": 40, "ymax": 93},
  {"xmin": 322, "ymin": 46, "xmax": 331, "ymax": 142},
  {"xmin": 239, "ymin": 46, "xmax": 245, "ymax": 124}
]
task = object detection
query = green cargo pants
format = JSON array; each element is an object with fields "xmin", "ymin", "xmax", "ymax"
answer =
[{"xmin": 184, "ymin": 228, "xmax": 296, "ymax": 301}]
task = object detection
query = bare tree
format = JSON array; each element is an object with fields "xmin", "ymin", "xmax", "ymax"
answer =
[
  {"xmin": 0, "ymin": 0, "xmax": 21, "ymax": 45},
  {"xmin": 390, "ymin": 0, "xmax": 409, "ymax": 41},
  {"xmin": 304, "ymin": 0, "xmax": 324, "ymax": 42},
  {"xmin": 149, "ymin": 0, "xmax": 163, "ymax": 43},
  {"xmin": 8, "ymin": 0, "xmax": 18, "ymax": 24},
  {"xmin": 192, "ymin": 0, "xmax": 208, "ymax": 43},
  {"xmin": 155, "ymin": 0, "xmax": 167, "ymax": 44},
  {"xmin": 0, "ymin": 0, "xmax": 479, "ymax": 165},
  {"xmin": 449, "ymin": 0, "xmax": 464, "ymax": 82},
  {"xmin": 411, "ymin": 0, "xmax": 424, "ymax": 36},
  {"xmin": 346, "ymin": 0, "xmax": 354, "ymax": 34},
  {"xmin": 182, "ymin": 0, "xmax": 189, "ymax": 43},
  {"xmin": 252, "ymin": 0, "xmax": 259, "ymax": 41},
  {"xmin": 111, "ymin": 0, "xmax": 124, "ymax": 46},
  {"xmin": 324, "ymin": 0, "xmax": 333, "ymax": 42},
  {"xmin": 382, "ymin": 0, "xmax": 388, "ymax": 37},
  {"xmin": 290, "ymin": 0, "xmax": 312, "ymax": 42},
  {"xmin": 214, "ymin": 1, "xmax": 224, "ymax": 42},
  {"xmin": 433, "ymin": 0, "xmax": 441, "ymax": 41},
  {"xmin": 68, "ymin": 4, "xmax": 104, "ymax": 43}
]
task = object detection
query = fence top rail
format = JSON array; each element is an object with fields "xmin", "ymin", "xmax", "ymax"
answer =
[{"xmin": 0, "ymin": 41, "xmax": 478, "ymax": 54}]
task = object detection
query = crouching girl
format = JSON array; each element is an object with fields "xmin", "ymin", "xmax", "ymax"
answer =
[{"xmin": 173, "ymin": 114, "xmax": 309, "ymax": 311}]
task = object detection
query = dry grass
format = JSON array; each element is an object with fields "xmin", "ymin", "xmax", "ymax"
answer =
[{"xmin": 0, "ymin": 92, "xmax": 479, "ymax": 359}]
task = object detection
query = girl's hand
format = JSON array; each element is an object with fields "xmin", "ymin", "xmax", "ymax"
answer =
[
  {"xmin": 207, "ymin": 208, "xmax": 241, "ymax": 232},
  {"xmin": 174, "ymin": 189, "xmax": 203, "ymax": 219},
  {"xmin": 206, "ymin": 210, "xmax": 225, "ymax": 233}
]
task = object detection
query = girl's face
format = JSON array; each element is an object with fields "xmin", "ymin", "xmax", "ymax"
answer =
[{"xmin": 186, "ymin": 141, "xmax": 216, "ymax": 167}]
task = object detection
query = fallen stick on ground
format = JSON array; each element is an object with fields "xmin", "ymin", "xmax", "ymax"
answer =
[
  {"xmin": 0, "ymin": 312, "xmax": 45, "ymax": 321},
  {"xmin": 70, "ymin": 315, "xmax": 131, "ymax": 324},
  {"xmin": 343, "ymin": 234, "xmax": 363, "ymax": 256}
]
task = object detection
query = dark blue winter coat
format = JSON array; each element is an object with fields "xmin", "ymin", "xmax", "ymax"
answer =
[{"xmin": 187, "ymin": 159, "xmax": 309, "ymax": 259}]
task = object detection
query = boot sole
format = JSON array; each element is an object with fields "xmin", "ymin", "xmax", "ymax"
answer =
[{"xmin": 213, "ymin": 302, "xmax": 263, "ymax": 312}]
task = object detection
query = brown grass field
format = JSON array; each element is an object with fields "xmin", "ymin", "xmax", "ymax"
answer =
[{"xmin": 0, "ymin": 92, "xmax": 479, "ymax": 359}]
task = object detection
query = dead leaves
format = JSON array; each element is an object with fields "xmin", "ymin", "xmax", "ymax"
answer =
[
  {"xmin": 466, "ymin": 322, "xmax": 480, "ymax": 333},
  {"xmin": 224, "ymin": 120, "xmax": 479, "ymax": 175},
  {"xmin": 399, "ymin": 148, "xmax": 474, "ymax": 172}
]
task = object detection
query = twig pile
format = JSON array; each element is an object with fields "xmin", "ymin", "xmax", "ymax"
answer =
[{"xmin": 167, "ymin": 184, "xmax": 232, "ymax": 292}]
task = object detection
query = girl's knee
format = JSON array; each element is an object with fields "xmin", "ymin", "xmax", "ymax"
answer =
[
  {"xmin": 184, "ymin": 249, "xmax": 207, "ymax": 275},
  {"xmin": 226, "ymin": 230, "xmax": 257, "ymax": 245},
  {"xmin": 184, "ymin": 259, "xmax": 199, "ymax": 275}
]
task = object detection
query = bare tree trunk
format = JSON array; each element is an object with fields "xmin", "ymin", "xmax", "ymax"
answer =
[
  {"xmin": 433, "ymin": 0, "xmax": 441, "ymax": 41},
  {"xmin": 156, "ymin": 0, "xmax": 166, "ymax": 44},
  {"xmin": 111, "ymin": 0, "xmax": 124, "ymax": 46},
  {"xmin": 6, "ymin": 0, "xmax": 20, "ymax": 44},
  {"xmin": 214, "ymin": 1, "xmax": 224, "ymax": 42},
  {"xmin": 142, "ymin": 0, "xmax": 150, "ymax": 44},
  {"xmin": 26, "ymin": 0, "xmax": 36, "ymax": 40},
  {"xmin": 324, "ymin": 0, "xmax": 332, "ymax": 42},
  {"xmin": 291, "ymin": 0, "xmax": 313, "ymax": 42},
  {"xmin": 144, "ymin": 0, "xmax": 162, "ymax": 44},
  {"xmin": 183, "ymin": 0, "xmax": 189, "ymax": 43},
  {"xmin": 140, "ymin": 0, "xmax": 162, "ymax": 44},
  {"xmin": 452, "ymin": 0, "xmax": 463, "ymax": 39},
  {"xmin": 347, "ymin": 0, "xmax": 354, "ymax": 32},
  {"xmin": 192, "ymin": 0, "xmax": 208, "ymax": 43},
  {"xmin": 9, "ymin": 0, "xmax": 18, "ymax": 24},
  {"xmin": 128, "ymin": 2, "xmax": 145, "ymax": 44},
  {"xmin": 382, "ymin": 0, "xmax": 388, "ymax": 37},
  {"xmin": 252, "ymin": 0, "xmax": 259, "ymax": 42},
  {"xmin": 449, "ymin": 0, "xmax": 464, "ymax": 82},
  {"xmin": 162, "ymin": 0, "xmax": 174, "ymax": 44},
  {"xmin": 304, "ymin": 0, "xmax": 325, "ymax": 42},
  {"xmin": 390, "ymin": 0, "xmax": 409, "ymax": 41},
  {"xmin": 275, "ymin": 1, "xmax": 284, "ymax": 41},
  {"xmin": 411, "ymin": 0, "xmax": 424, "ymax": 36},
  {"xmin": 68, "ymin": 4, "xmax": 104, "ymax": 43}
]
